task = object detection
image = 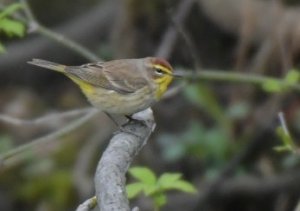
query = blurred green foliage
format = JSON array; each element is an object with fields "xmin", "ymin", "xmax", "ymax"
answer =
[
  {"xmin": 15, "ymin": 155, "xmax": 75, "ymax": 210},
  {"xmin": 158, "ymin": 121, "xmax": 237, "ymax": 177},
  {"xmin": 0, "ymin": 135, "xmax": 13, "ymax": 153},
  {"xmin": 0, "ymin": 3, "xmax": 25, "ymax": 53},
  {"xmin": 262, "ymin": 69, "xmax": 300, "ymax": 92},
  {"xmin": 274, "ymin": 127, "xmax": 296, "ymax": 153},
  {"xmin": 18, "ymin": 168, "xmax": 73, "ymax": 210},
  {"xmin": 0, "ymin": 135, "xmax": 80, "ymax": 211},
  {"xmin": 127, "ymin": 166, "xmax": 197, "ymax": 211},
  {"xmin": 158, "ymin": 83, "xmax": 249, "ymax": 177}
]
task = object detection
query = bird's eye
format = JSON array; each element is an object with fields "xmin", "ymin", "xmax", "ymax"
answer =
[{"xmin": 155, "ymin": 68, "xmax": 164, "ymax": 75}]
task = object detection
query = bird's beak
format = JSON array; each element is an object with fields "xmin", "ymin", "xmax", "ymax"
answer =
[{"xmin": 171, "ymin": 72, "xmax": 184, "ymax": 78}]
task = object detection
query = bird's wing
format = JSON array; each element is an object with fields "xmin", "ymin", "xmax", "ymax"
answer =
[{"xmin": 65, "ymin": 60, "xmax": 149, "ymax": 94}]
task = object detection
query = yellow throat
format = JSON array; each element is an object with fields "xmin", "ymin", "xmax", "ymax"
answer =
[{"xmin": 153, "ymin": 64, "xmax": 174, "ymax": 99}]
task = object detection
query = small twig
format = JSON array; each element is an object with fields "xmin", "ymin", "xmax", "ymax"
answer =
[
  {"xmin": 19, "ymin": 0, "xmax": 100, "ymax": 62},
  {"xmin": 19, "ymin": 0, "xmax": 35, "ymax": 23},
  {"xmin": 76, "ymin": 196, "xmax": 97, "ymax": 211},
  {"xmin": 36, "ymin": 25, "xmax": 101, "ymax": 62},
  {"xmin": 156, "ymin": 0, "xmax": 195, "ymax": 59},
  {"xmin": 1, "ymin": 0, "xmax": 115, "ymax": 73},
  {"xmin": 0, "ymin": 108, "xmax": 99, "ymax": 169},
  {"xmin": 0, "ymin": 107, "xmax": 93, "ymax": 127},
  {"xmin": 176, "ymin": 69, "xmax": 300, "ymax": 92},
  {"xmin": 278, "ymin": 111, "xmax": 289, "ymax": 135},
  {"xmin": 94, "ymin": 108, "xmax": 156, "ymax": 211},
  {"xmin": 294, "ymin": 199, "xmax": 300, "ymax": 211},
  {"xmin": 275, "ymin": 111, "xmax": 298, "ymax": 154},
  {"xmin": 214, "ymin": 171, "xmax": 300, "ymax": 198},
  {"xmin": 170, "ymin": 13, "xmax": 201, "ymax": 69}
]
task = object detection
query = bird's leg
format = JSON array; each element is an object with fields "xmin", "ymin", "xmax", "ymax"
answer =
[
  {"xmin": 104, "ymin": 112, "xmax": 142, "ymax": 137},
  {"xmin": 125, "ymin": 114, "xmax": 147, "ymax": 126},
  {"xmin": 124, "ymin": 115, "xmax": 135, "ymax": 123},
  {"xmin": 104, "ymin": 112, "xmax": 121, "ymax": 127}
]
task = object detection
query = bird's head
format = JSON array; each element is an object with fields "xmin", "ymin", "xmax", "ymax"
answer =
[{"xmin": 145, "ymin": 57, "xmax": 174, "ymax": 99}]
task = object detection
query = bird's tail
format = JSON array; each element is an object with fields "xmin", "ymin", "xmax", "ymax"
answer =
[{"xmin": 27, "ymin": 59, "xmax": 66, "ymax": 73}]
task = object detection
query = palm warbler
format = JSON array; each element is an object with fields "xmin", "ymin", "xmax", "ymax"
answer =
[{"xmin": 28, "ymin": 57, "xmax": 174, "ymax": 115}]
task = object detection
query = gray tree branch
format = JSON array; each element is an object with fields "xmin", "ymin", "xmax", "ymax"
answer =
[{"xmin": 94, "ymin": 108, "xmax": 156, "ymax": 211}]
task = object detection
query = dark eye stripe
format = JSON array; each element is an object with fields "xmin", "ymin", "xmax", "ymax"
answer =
[
  {"xmin": 155, "ymin": 68, "xmax": 164, "ymax": 74},
  {"xmin": 153, "ymin": 64, "xmax": 171, "ymax": 74}
]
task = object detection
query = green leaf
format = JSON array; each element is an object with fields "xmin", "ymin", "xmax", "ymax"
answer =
[
  {"xmin": 153, "ymin": 193, "xmax": 167, "ymax": 208},
  {"xmin": 276, "ymin": 127, "xmax": 293, "ymax": 147},
  {"xmin": 0, "ymin": 42, "xmax": 5, "ymax": 53},
  {"xmin": 262, "ymin": 79, "xmax": 283, "ymax": 92},
  {"xmin": 157, "ymin": 172, "xmax": 197, "ymax": 193},
  {"xmin": 143, "ymin": 184, "xmax": 158, "ymax": 196},
  {"xmin": 0, "ymin": 3, "xmax": 23, "ymax": 19},
  {"xmin": 126, "ymin": 182, "xmax": 145, "ymax": 199},
  {"xmin": 285, "ymin": 70, "xmax": 300, "ymax": 85},
  {"xmin": 157, "ymin": 173, "xmax": 182, "ymax": 187},
  {"xmin": 274, "ymin": 127, "xmax": 295, "ymax": 153},
  {"xmin": 163, "ymin": 180, "xmax": 197, "ymax": 193},
  {"xmin": 129, "ymin": 167, "xmax": 157, "ymax": 185},
  {"xmin": 0, "ymin": 18, "xmax": 25, "ymax": 37}
]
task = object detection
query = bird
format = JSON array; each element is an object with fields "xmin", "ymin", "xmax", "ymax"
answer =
[{"xmin": 28, "ymin": 57, "xmax": 175, "ymax": 117}]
